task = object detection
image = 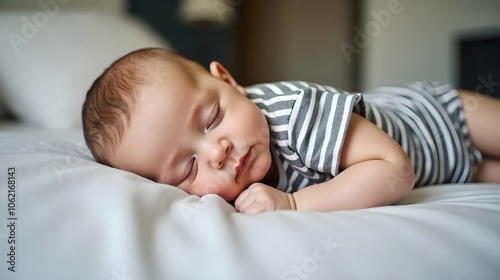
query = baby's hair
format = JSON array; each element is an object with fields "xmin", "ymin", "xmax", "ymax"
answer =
[{"xmin": 82, "ymin": 48, "xmax": 203, "ymax": 165}]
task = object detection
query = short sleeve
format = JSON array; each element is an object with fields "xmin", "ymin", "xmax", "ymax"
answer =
[{"xmin": 288, "ymin": 86, "xmax": 362, "ymax": 176}]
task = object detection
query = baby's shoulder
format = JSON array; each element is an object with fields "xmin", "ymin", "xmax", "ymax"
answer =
[{"xmin": 246, "ymin": 81, "xmax": 352, "ymax": 96}]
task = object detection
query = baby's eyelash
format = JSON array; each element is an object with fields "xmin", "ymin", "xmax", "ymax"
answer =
[
  {"xmin": 214, "ymin": 105, "xmax": 224, "ymax": 122},
  {"xmin": 208, "ymin": 105, "xmax": 224, "ymax": 129},
  {"xmin": 183, "ymin": 158, "xmax": 196, "ymax": 183}
]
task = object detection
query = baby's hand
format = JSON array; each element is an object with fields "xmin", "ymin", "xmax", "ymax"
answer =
[{"xmin": 234, "ymin": 183, "xmax": 295, "ymax": 214}]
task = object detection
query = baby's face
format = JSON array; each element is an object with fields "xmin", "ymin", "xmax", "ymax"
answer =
[{"xmin": 112, "ymin": 62, "xmax": 272, "ymax": 202}]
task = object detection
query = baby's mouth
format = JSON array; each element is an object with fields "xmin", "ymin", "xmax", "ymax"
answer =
[{"xmin": 236, "ymin": 148, "xmax": 252, "ymax": 179}]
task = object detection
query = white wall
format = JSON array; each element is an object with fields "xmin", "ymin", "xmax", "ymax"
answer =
[{"xmin": 358, "ymin": 0, "xmax": 500, "ymax": 90}]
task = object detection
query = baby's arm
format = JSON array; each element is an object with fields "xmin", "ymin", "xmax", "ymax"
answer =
[
  {"xmin": 235, "ymin": 113, "xmax": 415, "ymax": 213},
  {"xmin": 292, "ymin": 113, "xmax": 415, "ymax": 211}
]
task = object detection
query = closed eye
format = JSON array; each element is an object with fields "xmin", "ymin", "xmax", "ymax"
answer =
[
  {"xmin": 181, "ymin": 158, "xmax": 197, "ymax": 185},
  {"xmin": 208, "ymin": 104, "xmax": 224, "ymax": 130}
]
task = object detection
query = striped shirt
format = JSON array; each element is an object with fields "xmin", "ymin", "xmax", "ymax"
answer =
[{"xmin": 246, "ymin": 81, "xmax": 482, "ymax": 193}]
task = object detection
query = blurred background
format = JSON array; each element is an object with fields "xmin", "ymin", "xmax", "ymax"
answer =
[{"xmin": 1, "ymin": 0, "xmax": 499, "ymax": 96}]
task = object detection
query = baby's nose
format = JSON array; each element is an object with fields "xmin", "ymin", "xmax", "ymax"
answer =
[{"xmin": 207, "ymin": 139, "xmax": 232, "ymax": 169}]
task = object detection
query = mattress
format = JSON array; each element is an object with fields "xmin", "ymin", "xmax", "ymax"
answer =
[{"xmin": 1, "ymin": 125, "xmax": 499, "ymax": 280}]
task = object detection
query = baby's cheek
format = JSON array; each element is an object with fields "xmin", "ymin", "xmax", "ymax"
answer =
[{"xmin": 197, "ymin": 174, "xmax": 228, "ymax": 195}]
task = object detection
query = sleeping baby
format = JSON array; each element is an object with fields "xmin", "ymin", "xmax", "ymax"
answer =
[{"xmin": 82, "ymin": 48, "xmax": 500, "ymax": 214}]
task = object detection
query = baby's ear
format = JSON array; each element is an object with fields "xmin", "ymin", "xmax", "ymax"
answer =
[{"xmin": 209, "ymin": 61, "xmax": 247, "ymax": 96}]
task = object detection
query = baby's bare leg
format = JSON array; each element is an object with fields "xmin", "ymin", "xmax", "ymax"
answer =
[{"xmin": 459, "ymin": 90, "xmax": 500, "ymax": 183}]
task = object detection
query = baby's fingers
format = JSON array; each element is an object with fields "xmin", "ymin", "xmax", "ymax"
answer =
[
  {"xmin": 234, "ymin": 184, "xmax": 268, "ymax": 214},
  {"xmin": 234, "ymin": 187, "xmax": 251, "ymax": 212},
  {"xmin": 240, "ymin": 201, "xmax": 268, "ymax": 215},
  {"xmin": 236, "ymin": 196, "xmax": 268, "ymax": 215}
]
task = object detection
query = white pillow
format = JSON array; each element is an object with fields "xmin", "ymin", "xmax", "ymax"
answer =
[{"xmin": 0, "ymin": 10, "xmax": 173, "ymax": 130}]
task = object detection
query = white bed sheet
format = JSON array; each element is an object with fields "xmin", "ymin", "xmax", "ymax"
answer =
[{"xmin": 0, "ymin": 125, "xmax": 499, "ymax": 280}]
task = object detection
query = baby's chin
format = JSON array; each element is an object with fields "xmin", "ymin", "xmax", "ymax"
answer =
[{"xmin": 193, "ymin": 181, "xmax": 245, "ymax": 202}]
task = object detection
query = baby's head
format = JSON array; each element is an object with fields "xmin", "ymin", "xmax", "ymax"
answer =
[{"xmin": 83, "ymin": 48, "xmax": 273, "ymax": 201}]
